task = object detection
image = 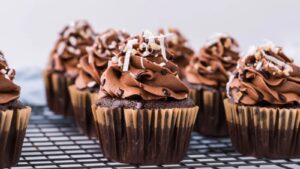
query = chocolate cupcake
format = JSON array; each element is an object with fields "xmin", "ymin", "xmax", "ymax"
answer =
[
  {"xmin": 68, "ymin": 29, "xmax": 130, "ymax": 137},
  {"xmin": 0, "ymin": 52, "xmax": 31, "ymax": 168},
  {"xmin": 185, "ymin": 33, "xmax": 240, "ymax": 136},
  {"xmin": 158, "ymin": 28, "xmax": 194, "ymax": 78},
  {"xmin": 44, "ymin": 20, "xmax": 95, "ymax": 116},
  {"xmin": 225, "ymin": 43, "xmax": 300, "ymax": 158},
  {"xmin": 92, "ymin": 31, "xmax": 198, "ymax": 165}
]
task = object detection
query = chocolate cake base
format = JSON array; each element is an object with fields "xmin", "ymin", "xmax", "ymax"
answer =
[
  {"xmin": 188, "ymin": 83, "xmax": 228, "ymax": 137},
  {"xmin": 0, "ymin": 100, "xmax": 25, "ymax": 110},
  {"xmin": 224, "ymin": 99, "xmax": 300, "ymax": 158},
  {"xmin": 43, "ymin": 70, "xmax": 74, "ymax": 116},
  {"xmin": 92, "ymin": 97, "xmax": 198, "ymax": 165},
  {"xmin": 97, "ymin": 97, "xmax": 195, "ymax": 109}
]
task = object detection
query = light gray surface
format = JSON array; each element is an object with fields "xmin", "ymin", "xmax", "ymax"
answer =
[
  {"xmin": 1, "ymin": 0, "xmax": 299, "ymax": 69},
  {"xmin": 1, "ymin": 0, "xmax": 300, "ymax": 105}
]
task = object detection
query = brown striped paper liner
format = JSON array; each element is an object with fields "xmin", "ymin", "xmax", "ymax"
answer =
[
  {"xmin": 0, "ymin": 106, "xmax": 31, "ymax": 168},
  {"xmin": 190, "ymin": 88, "xmax": 228, "ymax": 137},
  {"xmin": 69, "ymin": 85, "xmax": 96, "ymax": 138},
  {"xmin": 92, "ymin": 105, "xmax": 198, "ymax": 165},
  {"xmin": 224, "ymin": 99, "xmax": 300, "ymax": 158},
  {"xmin": 43, "ymin": 70, "xmax": 74, "ymax": 116}
]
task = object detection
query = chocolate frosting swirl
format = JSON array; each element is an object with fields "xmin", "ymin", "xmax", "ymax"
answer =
[
  {"xmin": 158, "ymin": 28, "xmax": 194, "ymax": 68},
  {"xmin": 0, "ymin": 51, "xmax": 20, "ymax": 104},
  {"xmin": 47, "ymin": 20, "xmax": 95, "ymax": 78},
  {"xmin": 185, "ymin": 33, "xmax": 240, "ymax": 87},
  {"xmin": 99, "ymin": 31, "xmax": 189, "ymax": 101},
  {"xmin": 227, "ymin": 43, "xmax": 300, "ymax": 106},
  {"xmin": 75, "ymin": 29, "xmax": 130, "ymax": 90}
]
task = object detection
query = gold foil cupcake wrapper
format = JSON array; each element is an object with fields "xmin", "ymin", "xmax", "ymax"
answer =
[
  {"xmin": 43, "ymin": 70, "xmax": 73, "ymax": 116},
  {"xmin": 92, "ymin": 105, "xmax": 198, "ymax": 165},
  {"xmin": 0, "ymin": 106, "xmax": 31, "ymax": 168},
  {"xmin": 190, "ymin": 88, "xmax": 228, "ymax": 136},
  {"xmin": 224, "ymin": 99, "xmax": 300, "ymax": 158},
  {"xmin": 69, "ymin": 85, "xmax": 96, "ymax": 137}
]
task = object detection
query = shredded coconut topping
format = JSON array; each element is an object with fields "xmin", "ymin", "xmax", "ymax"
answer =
[
  {"xmin": 108, "ymin": 41, "xmax": 117, "ymax": 49},
  {"xmin": 255, "ymin": 61, "xmax": 263, "ymax": 70},
  {"xmin": 111, "ymin": 56, "xmax": 119, "ymax": 64},
  {"xmin": 123, "ymin": 39, "xmax": 138, "ymax": 71},
  {"xmin": 144, "ymin": 32, "xmax": 173, "ymax": 62},
  {"xmin": 226, "ymin": 73, "xmax": 235, "ymax": 98},
  {"xmin": 158, "ymin": 35, "xmax": 168, "ymax": 62},
  {"xmin": 159, "ymin": 62, "xmax": 166, "ymax": 67},
  {"xmin": 205, "ymin": 32, "xmax": 229, "ymax": 47},
  {"xmin": 87, "ymin": 81, "xmax": 97, "ymax": 88},
  {"xmin": 261, "ymin": 50, "xmax": 293, "ymax": 74},
  {"xmin": 245, "ymin": 42, "xmax": 294, "ymax": 75},
  {"xmin": 86, "ymin": 47, "xmax": 94, "ymax": 64}
]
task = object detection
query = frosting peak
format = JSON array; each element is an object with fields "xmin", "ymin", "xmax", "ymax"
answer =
[
  {"xmin": 0, "ymin": 51, "xmax": 20, "ymax": 104},
  {"xmin": 99, "ymin": 31, "xmax": 189, "ymax": 101},
  {"xmin": 75, "ymin": 29, "xmax": 130, "ymax": 90},
  {"xmin": 185, "ymin": 33, "xmax": 240, "ymax": 87},
  {"xmin": 227, "ymin": 43, "xmax": 300, "ymax": 105},
  {"xmin": 47, "ymin": 20, "xmax": 95, "ymax": 78}
]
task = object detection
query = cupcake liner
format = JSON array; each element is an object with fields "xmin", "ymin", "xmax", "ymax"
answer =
[
  {"xmin": 224, "ymin": 99, "xmax": 300, "ymax": 158},
  {"xmin": 43, "ymin": 70, "xmax": 54, "ymax": 110},
  {"xmin": 43, "ymin": 70, "xmax": 74, "ymax": 116},
  {"xmin": 0, "ymin": 106, "xmax": 31, "ymax": 168},
  {"xmin": 69, "ymin": 85, "xmax": 96, "ymax": 137},
  {"xmin": 190, "ymin": 87, "xmax": 228, "ymax": 137},
  {"xmin": 89, "ymin": 92, "xmax": 98, "ymax": 106},
  {"xmin": 92, "ymin": 105, "xmax": 198, "ymax": 165}
]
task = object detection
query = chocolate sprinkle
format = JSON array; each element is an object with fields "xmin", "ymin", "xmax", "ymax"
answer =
[
  {"xmin": 160, "ymin": 69, "xmax": 167, "ymax": 75},
  {"xmin": 162, "ymin": 88, "xmax": 170, "ymax": 96},
  {"xmin": 116, "ymin": 88, "xmax": 124, "ymax": 97}
]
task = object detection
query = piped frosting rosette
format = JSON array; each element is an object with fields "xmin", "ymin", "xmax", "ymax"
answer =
[
  {"xmin": 47, "ymin": 20, "xmax": 95, "ymax": 77},
  {"xmin": 98, "ymin": 30, "xmax": 189, "ymax": 100},
  {"xmin": 158, "ymin": 28, "xmax": 194, "ymax": 61},
  {"xmin": 75, "ymin": 29, "xmax": 130, "ymax": 90},
  {"xmin": 227, "ymin": 42, "xmax": 300, "ymax": 106},
  {"xmin": 0, "ymin": 51, "xmax": 20, "ymax": 104},
  {"xmin": 186, "ymin": 33, "xmax": 240, "ymax": 87}
]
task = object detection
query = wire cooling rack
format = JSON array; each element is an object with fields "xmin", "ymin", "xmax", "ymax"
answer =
[{"xmin": 10, "ymin": 106, "xmax": 300, "ymax": 169}]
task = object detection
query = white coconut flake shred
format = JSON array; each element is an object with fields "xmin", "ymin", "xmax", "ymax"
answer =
[
  {"xmin": 123, "ymin": 39, "xmax": 138, "ymax": 72},
  {"xmin": 255, "ymin": 61, "xmax": 263, "ymax": 70},
  {"xmin": 158, "ymin": 34, "xmax": 173, "ymax": 62},
  {"xmin": 86, "ymin": 47, "xmax": 94, "ymax": 64},
  {"xmin": 159, "ymin": 62, "xmax": 166, "ymax": 67},
  {"xmin": 226, "ymin": 73, "xmax": 235, "ymax": 99},
  {"xmin": 159, "ymin": 35, "xmax": 168, "ymax": 62},
  {"xmin": 140, "ymin": 57, "xmax": 145, "ymax": 69},
  {"xmin": 245, "ymin": 46, "xmax": 257, "ymax": 57},
  {"xmin": 87, "ymin": 81, "xmax": 97, "ymax": 88},
  {"xmin": 111, "ymin": 56, "xmax": 118, "ymax": 64},
  {"xmin": 205, "ymin": 32, "xmax": 229, "ymax": 47}
]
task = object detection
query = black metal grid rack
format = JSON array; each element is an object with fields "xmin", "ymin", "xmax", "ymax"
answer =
[{"xmin": 10, "ymin": 106, "xmax": 300, "ymax": 169}]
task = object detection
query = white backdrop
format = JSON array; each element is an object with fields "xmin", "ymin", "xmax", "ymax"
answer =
[
  {"xmin": 0, "ymin": 0, "xmax": 299, "ymax": 105},
  {"xmin": 0, "ymin": 0, "xmax": 299, "ymax": 70}
]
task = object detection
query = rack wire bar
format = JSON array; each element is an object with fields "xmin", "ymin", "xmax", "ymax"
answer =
[{"xmin": 9, "ymin": 106, "xmax": 300, "ymax": 169}]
